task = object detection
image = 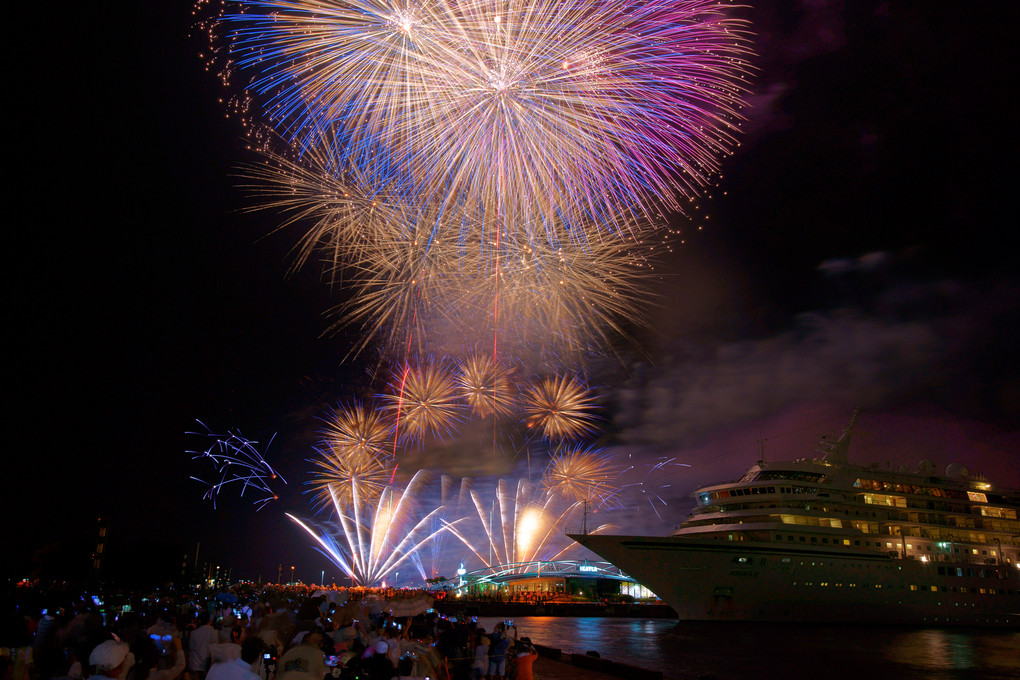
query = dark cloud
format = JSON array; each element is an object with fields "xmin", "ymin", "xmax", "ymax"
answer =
[{"xmin": 610, "ymin": 273, "xmax": 1019, "ymax": 450}]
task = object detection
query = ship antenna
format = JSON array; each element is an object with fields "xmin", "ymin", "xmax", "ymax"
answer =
[{"xmin": 757, "ymin": 432, "xmax": 766, "ymax": 466}]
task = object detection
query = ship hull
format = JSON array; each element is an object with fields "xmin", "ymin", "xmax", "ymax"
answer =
[{"xmin": 571, "ymin": 533, "xmax": 1020, "ymax": 628}]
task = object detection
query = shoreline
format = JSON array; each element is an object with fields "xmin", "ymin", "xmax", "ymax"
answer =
[
  {"xmin": 531, "ymin": 642, "xmax": 675, "ymax": 680},
  {"xmin": 435, "ymin": 600, "xmax": 678, "ymax": 619}
]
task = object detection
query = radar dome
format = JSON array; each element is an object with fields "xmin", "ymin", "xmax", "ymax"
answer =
[
  {"xmin": 946, "ymin": 463, "xmax": 969, "ymax": 478},
  {"xmin": 915, "ymin": 459, "xmax": 937, "ymax": 476}
]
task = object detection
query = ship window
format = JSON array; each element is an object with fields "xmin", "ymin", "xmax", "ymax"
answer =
[{"xmin": 811, "ymin": 537, "xmax": 817, "ymax": 543}]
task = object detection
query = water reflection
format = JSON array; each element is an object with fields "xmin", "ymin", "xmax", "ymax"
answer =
[{"xmin": 474, "ymin": 617, "xmax": 1020, "ymax": 680}]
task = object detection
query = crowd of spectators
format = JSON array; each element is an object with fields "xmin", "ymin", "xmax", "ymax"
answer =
[{"xmin": 2, "ymin": 586, "xmax": 539, "ymax": 680}]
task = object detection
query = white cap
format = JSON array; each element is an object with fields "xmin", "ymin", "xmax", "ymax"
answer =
[{"xmin": 90, "ymin": 641, "xmax": 129, "ymax": 671}]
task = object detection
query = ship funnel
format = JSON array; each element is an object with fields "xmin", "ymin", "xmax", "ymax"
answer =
[{"xmin": 819, "ymin": 409, "xmax": 858, "ymax": 465}]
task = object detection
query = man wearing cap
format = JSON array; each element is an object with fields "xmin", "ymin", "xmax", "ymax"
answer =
[{"xmin": 89, "ymin": 640, "xmax": 131, "ymax": 680}]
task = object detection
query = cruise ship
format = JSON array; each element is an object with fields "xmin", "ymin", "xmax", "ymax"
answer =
[{"xmin": 571, "ymin": 414, "xmax": 1020, "ymax": 627}]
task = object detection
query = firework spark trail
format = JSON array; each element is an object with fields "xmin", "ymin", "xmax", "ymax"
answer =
[
  {"xmin": 188, "ymin": 421, "xmax": 286, "ymax": 510},
  {"xmin": 443, "ymin": 477, "xmax": 608, "ymax": 570},
  {"xmin": 618, "ymin": 455, "xmax": 692, "ymax": 520},
  {"xmin": 220, "ymin": 0, "xmax": 753, "ymax": 244},
  {"xmin": 287, "ymin": 469, "xmax": 465, "ymax": 586}
]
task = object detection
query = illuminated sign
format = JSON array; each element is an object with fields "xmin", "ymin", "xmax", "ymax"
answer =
[{"xmin": 578, "ymin": 565, "xmax": 600, "ymax": 573}]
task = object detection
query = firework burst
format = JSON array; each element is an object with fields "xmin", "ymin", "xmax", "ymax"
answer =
[
  {"xmin": 188, "ymin": 421, "xmax": 286, "ymax": 510},
  {"xmin": 219, "ymin": 0, "xmax": 753, "ymax": 242},
  {"xmin": 322, "ymin": 402, "xmax": 394, "ymax": 459},
  {"xmin": 306, "ymin": 403, "xmax": 394, "ymax": 511},
  {"xmin": 521, "ymin": 374, "xmax": 599, "ymax": 440},
  {"xmin": 307, "ymin": 450, "xmax": 391, "ymax": 514},
  {"xmin": 541, "ymin": 444, "xmax": 620, "ymax": 505},
  {"xmin": 381, "ymin": 359, "xmax": 466, "ymax": 442},
  {"xmin": 240, "ymin": 143, "xmax": 655, "ymax": 358},
  {"xmin": 455, "ymin": 354, "xmax": 514, "ymax": 418}
]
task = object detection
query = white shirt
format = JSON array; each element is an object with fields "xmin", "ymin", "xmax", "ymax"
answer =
[
  {"xmin": 207, "ymin": 658, "xmax": 259, "ymax": 680},
  {"xmin": 188, "ymin": 625, "xmax": 218, "ymax": 671}
]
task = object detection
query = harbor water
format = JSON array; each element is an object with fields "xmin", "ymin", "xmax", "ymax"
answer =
[{"xmin": 476, "ymin": 616, "xmax": 1020, "ymax": 679}]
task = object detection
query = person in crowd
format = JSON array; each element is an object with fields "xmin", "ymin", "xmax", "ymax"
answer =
[
  {"xmin": 485, "ymin": 624, "xmax": 512, "ymax": 680},
  {"xmin": 125, "ymin": 631, "xmax": 184, "ymax": 680},
  {"xmin": 148, "ymin": 631, "xmax": 186, "ymax": 680},
  {"xmin": 207, "ymin": 638, "xmax": 265, "ymax": 680},
  {"xmin": 276, "ymin": 631, "xmax": 327, "ymax": 680},
  {"xmin": 471, "ymin": 629, "xmax": 488, "ymax": 680},
  {"xmin": 89, "ymin": 641, "xmax": 131, "ymax": 680},
  {"xmin": 187, "ymin": 611, "xmax": 217, "ymax": 680},
  {"xmin": 382, "ymin": 627, "xmax": 401, "ymax": 674},
  {"xmin": 511, "ymin": 639, "xmax": 536, "ymax": 680},
  {"xmin": 363, "ymin": 627, "xmax": 394, "ymax": 680},
  {"xmin": 393, "ymin": 656, "xmax": 425, "ymax": 680},
  {"xmin": 210, "ymin": 627, "xmax": 243, "ymax": 665}
]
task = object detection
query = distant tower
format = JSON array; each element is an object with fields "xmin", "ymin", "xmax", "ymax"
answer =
[{"xmin": 91, "ymin": 517, "xmax": 109, "ymax": 575}]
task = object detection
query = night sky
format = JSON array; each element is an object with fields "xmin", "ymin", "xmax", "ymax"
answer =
[{"xmin": 10, "ymin": 1, "xmax": 1018, "ymax": 587}]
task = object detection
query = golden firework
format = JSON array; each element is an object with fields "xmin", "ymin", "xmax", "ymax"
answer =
[
  {"xmin": 308, "ymin": 446, "xmax": 391, "ymax": 512},
  {"xmin": 238, "ymin": 143, "xmax": 655, "ymax": 360},
  {"xmin": 455, "ymin": 354, "xmax": 514, "ymax": 418},
  {"xmin": 521, "ymin": 374, "xmax": 598, "ymax": 440},
  {"xmin": 381, "ymin": 360, "xmax": 465, "ymax": 442},
  {"xmin": 541, "ymin": 445, "xmax": 620, "ymax": 505}
]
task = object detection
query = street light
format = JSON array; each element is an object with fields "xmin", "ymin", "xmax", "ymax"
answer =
[{"xmin": 290, "ymin": 565, "xmax": 295, "ymax": 584}]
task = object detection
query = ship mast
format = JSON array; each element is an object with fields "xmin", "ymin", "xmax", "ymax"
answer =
[{"xmin": 819, "ymin": 408, "xmax": 859, "ymax": 465}]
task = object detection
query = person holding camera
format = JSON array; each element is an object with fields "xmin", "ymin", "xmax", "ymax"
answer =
[{"xmin": 485, "ymin": 623, "xmax": 513, "ymax": 680}]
